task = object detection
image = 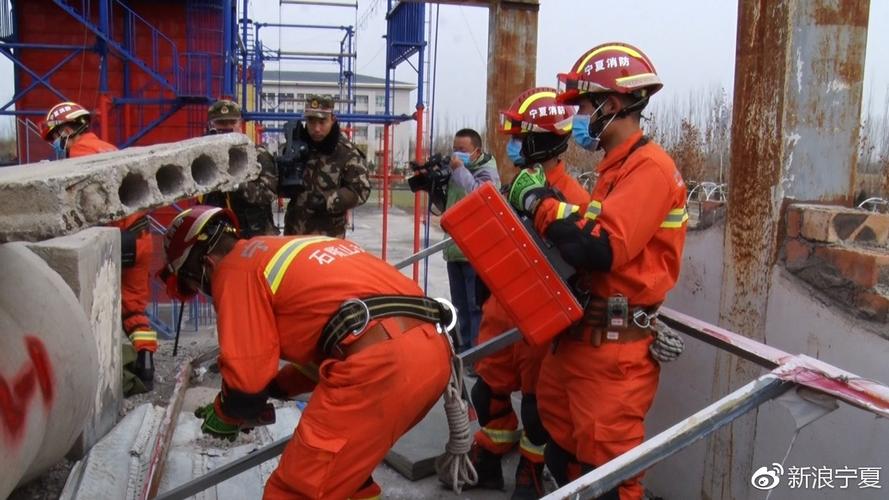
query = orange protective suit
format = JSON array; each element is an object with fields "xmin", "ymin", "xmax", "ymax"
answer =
[
  {"xmin": 209, "ymin": 236, "xmax": 451, "ymax": 499},
  {"xmin": 68, "ymin": 133, "xmax": 158, "ymax": 353},
  {"xmin": 533, "ymin": 131, "xmax": 687, "ymax": 499},
  {"xmin": 473, "ymin": 161, "xmax": 590, "ymax": 462}
]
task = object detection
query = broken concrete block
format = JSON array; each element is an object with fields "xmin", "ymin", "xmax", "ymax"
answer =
[
  {"xmin": 26, "ymin": 227, "xmax": 122, "ymax": 458},
  {"xmin": 790, "ymin": 203, "xmax": 889, "ymax": 245},
  {"xmin": 0, "ymin": 134, "xmax": 258, "ymax": 242},
  {"xmin": 0, "ymin": 243, "xmax": 98, "ymax": 499},
  {"xmin": 812, "ymin": 245, "xmax": 889, "ymax": 289},
  {"xmin": 385, "ymin": 399, "xmax": 453, "ymax": 481}
]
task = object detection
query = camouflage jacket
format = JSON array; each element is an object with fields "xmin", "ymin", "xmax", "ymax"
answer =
[
  {"xmin": 204, "ymin": 145, "xmax": 278, "ymax": 237},
  {"xmin": 284, "ymin": 125, "xmax": 371, "ymax": 237}
]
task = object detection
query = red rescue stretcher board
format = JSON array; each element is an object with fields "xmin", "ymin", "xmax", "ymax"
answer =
[{"xmin": 441, "ymin": 182, "xmax": 582, "ymax": 346}]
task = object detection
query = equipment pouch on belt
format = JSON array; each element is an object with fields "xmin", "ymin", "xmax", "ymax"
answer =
[{"xmin": 120, "ymin": 215, "xmax": 148, "ymax": 268}]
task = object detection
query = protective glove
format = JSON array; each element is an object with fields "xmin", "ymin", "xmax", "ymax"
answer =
[
  {"xmin": 507, "ymin": 167, "xmax": 549, "ymax": 215},
  {"xmin": 306, "ymin": 192, "xmax": 328, "ymax": 213},
  {"xmin": 194, "ymin": 401, "xmax": 243, "ymax": 442},
  {"xmin": 649, "ymin": 321, "xmax": 685, "ymax": 363}
]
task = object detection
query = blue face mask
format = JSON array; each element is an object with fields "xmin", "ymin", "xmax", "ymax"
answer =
[
  {"xmin": 51, "ymin": 137, "xmax": 67, "ymax": 159},
  {"xmin": 571, "ymin": 114, "xmax": 598, "ymax": 151},
  {"xmin": 506, "ymin": 138, "xmax": 525, "ymax": 166},
  {"xmin": 453, "ymin": 151, "xmax": 472, "ymax": 166}
]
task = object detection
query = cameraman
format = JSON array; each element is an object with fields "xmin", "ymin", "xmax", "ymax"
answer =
[
  {"xmin": 444, "ymin": 128, "xmax": 499, "ymax": 352},
  {"xmin": 283, "ymin": 95, "xmax": 371, "ymax": 237},
  {"xmin": 202, "ymin": 99, "xmax": 278, "ymax": 237}
]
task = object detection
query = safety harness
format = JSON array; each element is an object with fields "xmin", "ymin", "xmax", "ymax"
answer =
[{"xmin": 320, "ymin": 295, "xmax": 455, "ymax": 356}]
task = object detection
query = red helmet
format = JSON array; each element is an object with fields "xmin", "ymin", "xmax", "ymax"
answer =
[
  {"xmin": 499, "ymin": 87, "xmax": 575, "ymax": 136},
  {"xmin": 41, "ymin": 101, "xmax": 91, "ymax": 140},
  {"xmin": 556, "ymin": 43, "xmax": 663, "ymax": 105},
  {"xmin": 161, "ymin": 206, "xmax": 239, "ymax": 299}
]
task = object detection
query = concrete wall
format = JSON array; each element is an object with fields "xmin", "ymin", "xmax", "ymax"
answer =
[
  {"xmin": 27, "ymin": 228, "xmax": 123, "ymax": 458},
  {"xmin": 644, "ymin": 224, "xmax": 889, "ymax": 499}
]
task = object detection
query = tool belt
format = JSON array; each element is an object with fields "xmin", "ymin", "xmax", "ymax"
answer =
[
  {"xmin": 565, "ymin": 297, "xmax": 660, "ymax": 346},
  {"xmin": 320, "ymin": 295, "xmax": 453, "ymax": 356}
]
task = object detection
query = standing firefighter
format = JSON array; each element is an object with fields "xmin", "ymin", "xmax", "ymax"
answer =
[
  {"xmin": 468, "ymin": 87, "xmax": 590, "ymax": 499},
  {"xmin": 283, "ymin": 95, "xmax": 371, "ymax": 237},
  {"xmin": 161, "ymin": 206, "xmax": 453, "ymax": 499},
  {"xmin": 202, "ymin": 99, "xmax": 279, "ymax": 237},
  {"xmin": 507, "ymin": 43, "xmax": 688, "ymax": 499},
  {"xmin": 41, "ymin": 101, "xmax": 158, "ymax": 393}
]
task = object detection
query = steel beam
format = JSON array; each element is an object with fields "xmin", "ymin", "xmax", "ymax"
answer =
[{"xmin": 543, "ymin": 375, "xmax": 791, "ymax": 500}]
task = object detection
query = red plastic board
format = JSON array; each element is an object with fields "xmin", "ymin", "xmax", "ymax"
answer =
[{"xmin": 441, "ymin": 183, "xmax": 581, "ymax": 346}]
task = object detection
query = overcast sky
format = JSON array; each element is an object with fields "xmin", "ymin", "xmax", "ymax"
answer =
[
  {"xmin": 1, "ymin": 0, "xmax": 886, "ymax": 134},
  {"xmin": 252, "ymin": 0, "xmax": 888, "ymax": 128}
]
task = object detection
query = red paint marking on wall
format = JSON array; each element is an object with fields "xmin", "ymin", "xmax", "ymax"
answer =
[{"xmin": 0, "ymin": 336, "xmax": 55, "ymax": 445}]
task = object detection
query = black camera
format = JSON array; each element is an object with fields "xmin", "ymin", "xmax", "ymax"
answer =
[
  {"xmin": 276, "ymin": 120, "xmax": 311, "ymax": 198},
  {"xmin": 407, "ymin": 154, "xmax": 451, "ymax": 193},
  {"xmin": 407, "ymin": 154, "xmax": 451, "ymax": 214}
]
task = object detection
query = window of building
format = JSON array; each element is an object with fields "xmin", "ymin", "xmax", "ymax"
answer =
[
  {"xmin": 354, "ymin": 126, "xmax": 368, "ymax": 140},
  {"xmin": 356, "ymin": 95, "xmax": 369, "ymax": 113},
  {"xmin": 375, "ymin": 95, "xmax": 385, "ymax": 110}
]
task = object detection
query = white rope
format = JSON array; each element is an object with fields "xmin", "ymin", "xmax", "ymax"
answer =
[{"xmin": 434, "ymin": 329, "xmax": 477, "ymax": 493}]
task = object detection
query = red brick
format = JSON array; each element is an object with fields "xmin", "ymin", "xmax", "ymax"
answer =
[
  {"xmin": 856, "ymin": 291, "xmax": 889, "ymax": 322},
  {"xmin": 813, "ymin": 246, "xmax": 889, "ymax": 288},
  {"xmin": 784, "ymin": 238, "xmax": 812, "ymax": 270},
  {"xmin": 786, "ymin": 205, "xmax": 802, "ymax": 238}
]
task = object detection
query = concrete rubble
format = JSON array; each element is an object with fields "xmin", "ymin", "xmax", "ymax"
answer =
[{"xmin": 0, "ymin": 134, "xmax": 258, "ymax": 242}]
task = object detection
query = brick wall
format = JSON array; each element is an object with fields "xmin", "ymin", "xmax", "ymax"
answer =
[{"xmin": 784, "ymin": 203, "xmax": 889, "ymax": 322}]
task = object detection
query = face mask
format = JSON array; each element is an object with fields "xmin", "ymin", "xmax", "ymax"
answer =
[
  {"xmin": 506, "ymin": 138, "xmax": 525, "ymax": 166},
  {"xmin": 571, "ymin": 114, "xmax": 598, "ymax": 151},
  {"xmin": 51, "ymin": 136, "xmax": 67, "ymax": 159},
  {"xmin": 453, "ymin": 151, "xmax": 472, "ymax": 165}
]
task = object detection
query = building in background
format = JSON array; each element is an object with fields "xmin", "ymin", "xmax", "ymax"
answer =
[{"xmin": 260, "ymin": 70, "xmax": 415, "ymax": 170}]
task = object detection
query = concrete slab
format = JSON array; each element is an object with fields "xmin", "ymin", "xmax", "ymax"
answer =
[
  {"xmin": 26, "ymin": 227, "xmax": 122, "ymax": 458},
  {"xmin": 0, "ymin": 134, "xmax": 258, "ymax": 242}
]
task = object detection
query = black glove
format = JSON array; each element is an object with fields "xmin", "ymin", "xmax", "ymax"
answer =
[{"xmin": 306, "ymin": 192, "xmax": 328, "ymax": 213}]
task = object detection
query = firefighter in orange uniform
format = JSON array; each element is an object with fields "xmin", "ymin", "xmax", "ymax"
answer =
[
  {"xmin": 507, "ymin": 43, "xmax": 688, "ymax": 499},
  {"xmin": 42, "ymin": 102, "xmax": 158, "ymax": 391},
  {"xmin": 468, "ymin": 87, "xmax": 591, "ymax": 499},
  {"xmin": 160, "ymin": 206, "xmax": 453, "ymax": 499}
]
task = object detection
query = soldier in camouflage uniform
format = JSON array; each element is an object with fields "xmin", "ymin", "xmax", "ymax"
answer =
[
  {"xmin": 284, "ymin": 94, "xmax": 371, "ymax": 237},
  {"xmin": 202, "ymin": 99, "xmax": 279, "ymax": 237}
]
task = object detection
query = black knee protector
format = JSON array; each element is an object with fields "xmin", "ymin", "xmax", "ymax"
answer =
[
  {"xmin": 579, "ymin": 463, "xmax": 620, "ymax": 500},
  {"xmin": 544, "ymin": 439, "xmax": 576, "ymax": 487},
  {"xmin": 471, "ymin": 378, "xmax": 510, "ymax": 426},
  {"xmin": 520, "ymin": 393, "xmax": 548, "ymax": 446}
]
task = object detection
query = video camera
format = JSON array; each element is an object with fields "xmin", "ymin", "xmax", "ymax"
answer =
[
  {"xmin": 276, "ymin": 120, "xmax": 311, "ymax": 198},
  {"xmin": 407, "ymin": 154, "xmax": 451, "ymax": 193},
  {"xmin": 407, "ymin": 154, "xmax": 452, "ymax": 214}
]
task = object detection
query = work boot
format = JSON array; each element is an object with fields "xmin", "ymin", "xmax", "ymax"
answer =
[
  {"xmin": 133, "ymin": 350, "xmax": 155, "ymax": 391},
  {"xmin": 468, "ymin": 443, "xmax": 504, "ymax": 490},
  {"xmin": 512, "ymin": 455, "xmax": 545, "ymax": 499}
]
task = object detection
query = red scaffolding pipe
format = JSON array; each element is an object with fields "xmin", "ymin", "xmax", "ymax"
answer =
[{"xmin": 412, "ymin": 105, "xmax": 424, "ymax": 282}]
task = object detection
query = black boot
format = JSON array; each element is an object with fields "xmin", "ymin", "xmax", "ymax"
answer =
[
  {"xmin": 512, "ymin": 455, "xmax": 545, "ymax": 499},
  {"xmin": 469, "ymin": 443, "xmax": 504, "ymax": 490},
  {"xmin": 134, "ymin": 350, "xmax": 155, "ymax": 391}
]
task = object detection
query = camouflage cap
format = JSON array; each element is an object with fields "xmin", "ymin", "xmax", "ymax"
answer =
[
  {"xmin": 208, "ymin": 99, "xmax": 242, "ymax": 121},
  {"xmin": 304, "ymin": 94, "xmax": 335, "ymax": 119}
]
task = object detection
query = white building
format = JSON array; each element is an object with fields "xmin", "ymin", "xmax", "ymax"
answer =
[{"xmin": 259, "ymin": 70, "xmax": 416, "ymax": 169}]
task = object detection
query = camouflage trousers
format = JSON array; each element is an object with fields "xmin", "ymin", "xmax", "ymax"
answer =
[{"xmin": 284, "ymin": 202, "xmax": 347, "ymax": 238}]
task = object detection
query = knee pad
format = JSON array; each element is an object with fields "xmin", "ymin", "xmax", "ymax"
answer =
[
  {"xmin": 520, "ymin": 394, "xmax": 548, "ymax": 446},
  {"xmin": 471, "ymin": 378, "xmax": 510, "ymax": 426},
  {"xmin": 544, "ymin": 439, "xmax": 577, "ymax": 487}
]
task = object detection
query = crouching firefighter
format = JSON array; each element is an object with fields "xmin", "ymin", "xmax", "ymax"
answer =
[
  {"xmin": 466, "ymin": 87, "xmax": 591, "ymax": 499},
  {"xmin": 507, "ymin": 43, "xmax": 688, "ymax": 499},
  {"xmin": 160, "ymin": 206, "xmax": 454, "ymax": 499}
]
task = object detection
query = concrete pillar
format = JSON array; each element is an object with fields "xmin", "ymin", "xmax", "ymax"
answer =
[
  {"xmin": 709, "ymin": 1, "xmax": 870, "ymax": 498},
  {"xmin": 484, "ymin": 0, "xmax": 538, "ymax": 184},
  {"xmin": 0, "ymin": 243, "xmax": 98, "ymax": 498},
  {"xmin": 27, "ymin": 228, "xmax": 123, "ymax": 458}
]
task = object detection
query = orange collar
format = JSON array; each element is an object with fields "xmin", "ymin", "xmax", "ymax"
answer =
[{"xmin": 596, "ymin": 130, "xmax": 645, "ymax": 174}]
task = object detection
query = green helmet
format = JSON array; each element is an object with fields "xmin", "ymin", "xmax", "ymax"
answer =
[{"xmin": 208, "ymin": 99, "xmax": 242, "ymax": 122}]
